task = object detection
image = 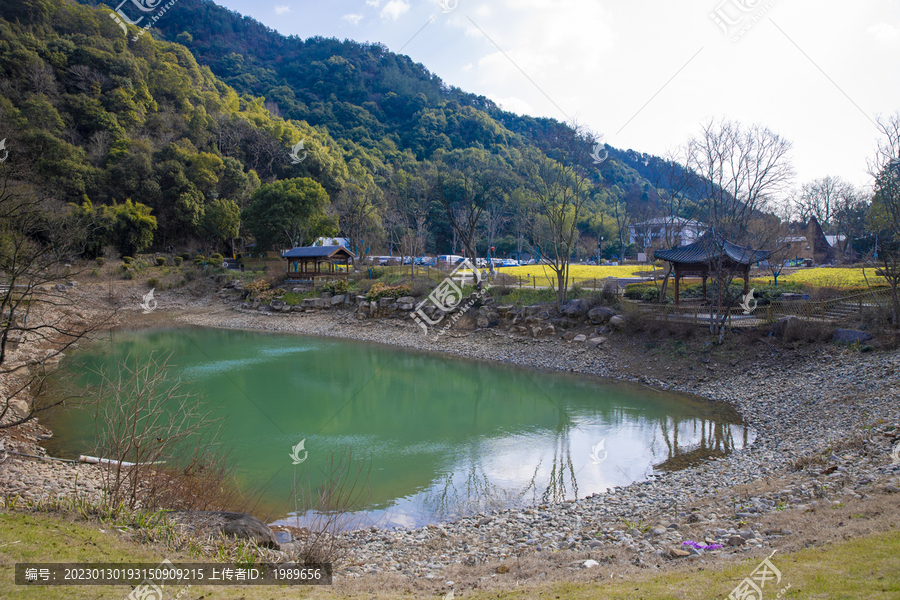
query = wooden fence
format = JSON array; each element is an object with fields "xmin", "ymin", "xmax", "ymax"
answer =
[{"xmin": 620, "ymin": 288, "xmax": 893, "ymax": 328}]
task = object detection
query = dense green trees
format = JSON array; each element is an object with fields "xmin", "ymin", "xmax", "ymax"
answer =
[{"xmin": 242, "ymin": 178, "xmax": 334, "ymax": 251}]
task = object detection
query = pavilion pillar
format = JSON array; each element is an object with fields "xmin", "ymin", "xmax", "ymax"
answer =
[
  {"xmin": 743, "ymin": 266, "xmax": 750, "ymax": 295},
  {"xmin": 673, "ymin": 264, "xmax": 681, "ymax": 306},
  {"xmin": 702, "ymin": 273, "xmax": 708, "ymax": 302}
]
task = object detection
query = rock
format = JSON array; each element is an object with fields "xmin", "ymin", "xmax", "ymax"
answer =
[
  {"xmin": 524, "ymin": 305, "xmax": 541, "ymax": 316},
  {"xmin": 573, "ymin": 334, "xmax": 587, "ymax": 343},
  {"xmin": 587, "ymin": 337, "xmax": 607, "ymax": 347},
  {"xmin": 400, "ymin": 304, "xmax": 414, "ymax": 311},
  {"xmin": 55, "ymin": 284, "xmax": 68, "ymax": 293},
  {"xmin": 280, "ymin": 304, "xmax": 291, "ymax": 312},
  {"xmin": 240, "ymin": 303, "xmax": 250, "ymax": 310},
  {"xmin": 563, "ymin": 332, "xmax": 577, "ymax": 341},
  {"xmin": 321, "ymin": 292, "xmax": 333, "ymax": 300},
  {"xmin": 497, "ymin": 305, "xmax": 515, "ymax": 317},
  {"xmin": 582, "ymin": 559, "xmax": 599, "ymax": 568},
  {"xmin": 727, "ymin": 535, "xmax": 746, "ymax": 546},
  {"xmin": 379, "ymin": 297, "xmax": 396, "ymax": 308},
  {"xmin": 249, "ymin": 298, "xmax": 261, "ymax": 309},
  {"xmin": 651, "ymin": 527, "xmax": 666, "ymax": 536},
  {"xmin": 496, "ymin": 564, "xmax": 510, "ymax": 574},
  {"xmin": 270, "ymin": 300, "xmax": 285, "ymax": 310},
  {"xmin": 8, "ymin": 399, "xmax": 29, "ymax": 417},
  {"xmin": 588, "ymin": 306, "xmax": 616, "ymax": 324},
  {"xmin": 669, "ymin": 548, "xmax": 690, "ymax": 558},
  {"xmin": 258, "ymin": 305, "xmax": 271, "ymax": 312},
  {"xmin": 291, "ymin": 305, "xmax": 304, "ymax": 312},
  {"xmin": 609, "ymin": 315, "xmax": 627, "ymax": 331},
  {"xmin": 175, "ymin": 511, "xmax": 279, "ymax": 550},
  {"xmin": 562, "ymin": 299, "xmax": 591, "ymax": 319},
  {"xmin": 543, "ymin": 325, "xmax": 556, "ymax": 336},
  {"xmin": 832, "ymin": 329, "xmax": 873, "ymax": 344},
  {"xmin": 397, "ymin": 296, "xmax": 416, "ymax": 304},
  {"xmin": 774, "ymin": 315, "xmax": 801, "ymax": 337},
  {"xmin": 331, "ymin": 295, "xmax": 345, "ymax": 306},
  {"xmin": 476, "ymin": 316, "xmax": 490, "ymax": 329}
]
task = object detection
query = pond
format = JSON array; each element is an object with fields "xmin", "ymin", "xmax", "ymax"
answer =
[{"xmin": 43, "ymin": 327, "xmax": 752, "ymax": 528}]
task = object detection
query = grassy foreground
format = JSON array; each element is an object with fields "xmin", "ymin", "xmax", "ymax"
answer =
[{"xmin": 2, "ymin": 509, "xmax": 898, "ymax": 599}]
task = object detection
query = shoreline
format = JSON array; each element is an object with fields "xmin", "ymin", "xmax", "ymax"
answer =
[
  {"xmin": 4, "ymin": 292, "xmax": 900, "ymax": 589},
  {"xmin": 165, "ymin": 300, "xmax": 900, "ymax": 579}
]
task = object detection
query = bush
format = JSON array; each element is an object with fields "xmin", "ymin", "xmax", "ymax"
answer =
[
  {"xmin": 122, "ymin": 256, "xmax": 133, "ymax": 265},
  {"xmin": 90, "ymin": 269, "xmax": 100, "ymax": 278},
  {"xmin": 211, "ymin": 253, "xmax": 224, "ymax": 261},
  {"xmin": 95, "ymin": 257, "xmax": 106, "ymax": 267},
  {"xmin": 174, "ymin": 256, "xmax": 183, "ymax": 266},
  {"xmin": 122, "ymin": 269, "xmax": 134, "ymax": 280},
  {"xmin": 321, "ymin": 280, "xmax": 349, "ymax": 295},
  {"xmin": 180, "ymin": 252, "xmax": 191, "ymax": 261},
  {"xmin": 193, "ymin": 256, "xmax": 204, "ymax": 266},
  {"xmin": 184, "ymin": 269, "xmax": 197, "ymax": 282},
  {"xmin": 365, "ymin": 282, "xmax": 412, "ymax": 302},
  {"xmin": 155, "ymin": 257, "xmax": 166, "ymax": 266},
  {"xmin": 147, "ymin": 277, "xmax": 159, "ymax": 288}
]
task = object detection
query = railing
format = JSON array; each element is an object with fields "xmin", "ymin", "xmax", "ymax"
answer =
[{"xmin": 620, "ymin": 288, "xmax": 893, "ymax": 328}]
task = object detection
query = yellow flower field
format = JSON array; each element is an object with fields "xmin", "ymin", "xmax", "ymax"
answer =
[
  {"xmin": 778, "ymin": 267, "xmax": 887, "ymax": 288},
  {"xmin": 498, "ymin": 264, "xmax": 649, "ymax": 281}
]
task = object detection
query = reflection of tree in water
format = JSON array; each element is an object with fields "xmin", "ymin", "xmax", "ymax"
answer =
[
  {"xmin": 654, "ymin": 416, "xmax": 750, "ymax": 471},
  {"xmin": 418, "ymin": 408, "xmax": 578, "ymax": 521}
]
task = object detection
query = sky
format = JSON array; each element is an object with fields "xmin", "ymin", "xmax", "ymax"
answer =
[{"xmin": 206, "ymin": 0, "xmax": 900, "ymax": 192}]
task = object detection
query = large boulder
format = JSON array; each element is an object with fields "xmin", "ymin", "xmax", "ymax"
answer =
[
  {"xmin": 832, "ymin": 329, "xmax": 873, "ymax": 344},
  {"xmin": 562, "ymin": 299, "xmax": 591, "ymax": 319},
  {"xmin": 609, "ymin": 315, "xmax": 627, "ymax": 331},
  {"xmin": 524, "ymin": 305, "xmax": 542, "ymax": 316},
  {"xmin": 588, "ymin": 306, "xmax": 616, "ymax": 325},
  {"xmin": 169, "ymin": 511, "xmax": 279, "ymax": 550},
  {"xmin": 270, "ymin": 299, "xmax": 285, "ymax": 310},
  {"xmin": 397, "ymin": 296, "xmax": 416, "ymax": 304},
  {"xmin": 379, "ymin": 297, "xmax": 396, "ymax": 308},
  {"xmin": 330, "ymin": 294, "xmax": 345, "ymax": 306},
  {"xmin": 774, "ymin": 316, "xmax": 801, "ymax": 337}
]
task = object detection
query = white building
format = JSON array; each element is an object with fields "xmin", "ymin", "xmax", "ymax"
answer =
[{"xmin": 629, "ymin": 217, "xmax": 706, "ymax": 249}]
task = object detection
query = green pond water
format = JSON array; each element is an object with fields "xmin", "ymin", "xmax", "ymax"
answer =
[{"xmin": 43, "ymin": 327, "xmax": 752, "ymax": 528}]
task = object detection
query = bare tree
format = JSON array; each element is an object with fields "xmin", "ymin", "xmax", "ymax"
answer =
[
  {"xmin": 333, "ymin": 162, "xmax": 384, "ymax": 267},
  {"xmin": 0, "ymin": 161, "xmax": 111, "ymax": 430},
  {"xmin": 867, "ymin": 112, "xmax": 900, "ymax": 325},
  {"xmin": 432, "ymin": 150, "xmax": 506, "ymax": 268},
  {"xmin": 797, "ymin": 176, "xmax": 855, "ymax": 233},
  {"xmin": 525, "ymin": 121, "xmax": 596, "ymax": 308},
  {"xmin": 386, "ymin": 166, "xmax": 430, "ymax": 277},
  {"xmin": 684, "ymin": 118, "xmax": 794, "ymax": 340}
]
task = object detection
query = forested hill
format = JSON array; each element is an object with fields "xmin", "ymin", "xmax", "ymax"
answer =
[{"xmin": 0, "ymin": 0, "xmax": 691, "ymax": 257}]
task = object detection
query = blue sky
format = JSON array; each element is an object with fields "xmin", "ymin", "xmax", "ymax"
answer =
[{"xmin": 206, "ymin": 0, "xmax": 900, "ymax": 191}]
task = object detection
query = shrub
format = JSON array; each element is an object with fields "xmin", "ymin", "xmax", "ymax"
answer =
[
  {"xmin": 365, "ymin": 282, "xmax": 412, "ymax": 302},
  {"xmin": 155, "ymin": 257, "xmax": 166, "ymax": 267},
  {"xmin": 174, "ymin": 256, "xmax": 183, "ymax": 266},
  {"xmin": 122, "ymin": 256, "xmax": 133, "ymax": 265},
  {"xmin": 321, "ymin": 280, "xmax": 349, "ymax": 295},
  {"xmin": 147, "ymin": 277, "xmax": 159, "ymax": 288},
  {"xmin": 244, "ymin": 279, "xmax": 270, "ymax": 298},
  {"xmin": 122, "ymin": 269, "xmax": 134, "ymax": 280},
  {"xmin": 180, "ymin": 252, "xmax": 191, "ymax": 261},
  {"xmin": 95, "ymin": 257, "xmax": 106, "ymax": 267},
  {"xmin": 193, "ymin": 256, "xmax": 204, "ymax": 266},
  {"xmin": 211, "ymin": 253, "xmax": 223, "ymax": 261},
  {"xmin": 184, "ymin": 269, "xmax": 197, "ymax": 282},
  {"xmin": 90, "ymin": 269, "xmax": 100, "ymax": 278}
]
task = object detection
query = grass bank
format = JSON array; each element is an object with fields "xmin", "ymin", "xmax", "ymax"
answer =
[{"xmin": 2, "ymin": 507, "xmax": 897, "ymax": 599}]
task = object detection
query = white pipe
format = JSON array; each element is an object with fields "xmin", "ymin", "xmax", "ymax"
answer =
[{"xmin": 78, "ymin": 455, "xmax": 166, "ymax": 467}]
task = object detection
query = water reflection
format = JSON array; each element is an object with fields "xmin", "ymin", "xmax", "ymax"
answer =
[{"xmin": 44, "ymin": 327, "xmax": 754, "ymax": 528}]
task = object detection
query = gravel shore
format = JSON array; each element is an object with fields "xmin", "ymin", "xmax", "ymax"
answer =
[
  {"xmin": 4, "ymin": 292, "xmax": 898, "ymax": 589},
  {"xmin": 174, "ymin": 301, "xmax": 900, "ymax": 579}
]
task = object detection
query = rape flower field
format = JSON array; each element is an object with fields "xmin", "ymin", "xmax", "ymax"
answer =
[{"xmin": 777, "ymin": 267, "xmax": 887, "ymax": 288}]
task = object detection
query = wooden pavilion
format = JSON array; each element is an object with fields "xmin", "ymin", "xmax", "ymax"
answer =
[
  {"xmin": 282, "ymin": 245, "xmax": 355, "ymax": 278},
  {"xmin": 654, "ymin": 230, "xmax": 769, "ymax": 305}
]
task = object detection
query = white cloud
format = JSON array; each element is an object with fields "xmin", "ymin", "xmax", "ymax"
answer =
[
  {"xmin": 274, "ymin": 5, "xmax": 290, "ymax": 15},
  {"xmin": 380, "ymin": 0, "xmax": 410, "ymax": 21},
  {"xmin": 343, "ymin": 13, "xmax": 364, "ymax": 26},
  {"xmin": 366, "ymin": 0, "xmax": 381, "ymax": 7},
  {"xmin": 868, "ymin": 22, "xmax": 900, "ymax": 46},
  {"xmin": 485, "ymin": 93, "xmax": 534, "ymax": 116}
]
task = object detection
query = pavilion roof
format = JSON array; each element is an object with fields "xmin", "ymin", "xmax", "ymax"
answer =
[
  {"xmin": 282, "ymin": 246, "xmax": 356, "ymax": 259},
  {"xmin": 655, "ymin": 229, "xmax": 769, "ymax": 266}
]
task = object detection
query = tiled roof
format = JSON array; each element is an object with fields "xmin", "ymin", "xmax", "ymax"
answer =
[
  {"xmin": 282, "ymin": 246, "xmax": 356, "ymax": 258},
  {"xmin": 655, "ymin": 230, "xmax": 769, "ymax": 265}
]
